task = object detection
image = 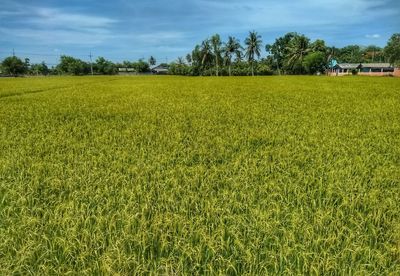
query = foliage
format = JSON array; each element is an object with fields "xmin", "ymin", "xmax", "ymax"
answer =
[
  {"xmin": 200, "ymin": 39, "xmax": 213, "ymax": 69},
  {"xmin": 244, "ymin": 31, "xmax": 262, "ymax": 76},
  {"xmin": 210, "ymin": 34, "xmax": 223, "ymax": 76},
  {"xmin": 286, "ymin": 35, "xmax": 311, "ymax": 74},
  {"xmin": 94, "ymin": 57, "xmax": 117, "ymax": 75},
  {"xmin": 168, "ymin": 62, "xmax": 191, "ymax": 75},
  {"xmin": 30, "ymin": 62, "xmax": 50, "ymax": 76},
  {"xmin": 149, "ymin": 56, "xmax": 156, "ymax": 66},
  {"xmin": 1, "ymin": 56, "xmax": 28, "ymax": 76},
  {"xmin": 133, "ymin": 60, "xmax": 151, "ymax": 73},
  {"xmin": 337, "ymin": 45, "xmax": 363, "ymax": 63},
  {"xmin": 223, "ymin": 36, "xmax": 242, "ymax": 76},
  {"xmin": 384, "ymin": 33, "xmax": 400, "ymax": 66},
  {"xmin": 2, "ymin": 32, "xmax": 399, "ymax": 76},
  {"xmin": 185, "ymin": 54, "xmax": 192, "ymax": 65},
  {"xmin": 302, "ymin": 51, "xmax": 327, "ymax": 74},
  {"xmin": 363, "ymin": 45, "xmax": 384, "ymax": 63},
  {"xmin": 57, "ymin": 55, "xmax": 90, "ymax": 76},
  {"xmin": 1, "ymin": 76, "xmax": 400, "ymax": 274},
  {"xmin": 265, "ymin": 32, "xmax": 297, "ymax": 74}
]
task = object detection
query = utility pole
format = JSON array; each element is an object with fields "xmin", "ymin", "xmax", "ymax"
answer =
[
  {"xmin": 89, "ymin": 52, "xmax": 94, "ymax": 75},
  {"xmin": 12, "ymin": 48, "xmax": 15, "ymax": 57}
]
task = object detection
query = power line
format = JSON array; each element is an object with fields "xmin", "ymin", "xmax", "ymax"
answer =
[{"xmin": 0, "ymin": 50, "xmax": 89, "ymax": 58}]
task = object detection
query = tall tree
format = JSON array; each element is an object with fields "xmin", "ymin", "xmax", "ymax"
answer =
[
  {"xmin": 223, "ymin": 36, "xmax": 242, "ymax": 76},
  {"xmin": 95, "ymin": 57, "xmax": 117, "ymax": 75},
  {"xmin": 302, "ymin": 52, "xmax": 327, "ymax": 74},
  {"xmin": 287, "ymin": 34, "xmax": 311, "ymax": 74},
  {"xmin": 148, "ymin": 56, "xmax": 156, "ymax": 67},
  {"xmin": 1, "ymin": 56, "xmax": 28, "ymax": 76},
  {"xmin": 363, "ymin": 45, "xmax": 383, "ymax": 63},
  {"xmin": 57, "ymin": 55, "xmax": 90, "ymax": 75},
  {"xmin": 210, "ymin": 34, "xmax": 222, "ymax": 76},
  {"xmin": 337, "ymin": 45, "xmax": 363, "ymax": 63},
  {"xmin": 384, "ymin": 33, "xmax": 400, "ymax": 66},
  {"xmin": 245, "ymin": 31, "xmax": 262, "ymax": 76},
  {"xmin": 177, "ymin": 57, "xmax": 185, "ymax": 65},
  {"xmin": 311, "ymin": 39, "xmax": 327, "ymax": 53},
  {"xmin": 266, "ymin": 32, "xmax": 297, "ymax": 75},
  {"xmin": 200, "ymin": 39, "xmax": 213, "ymax": 72},
  {"xmin": 30, "ymin": 61, "xmax": 49, "ymax": 76},
  {"xmin": 186, "ymin": 53, "xmax": 192, "ymax": 65}
]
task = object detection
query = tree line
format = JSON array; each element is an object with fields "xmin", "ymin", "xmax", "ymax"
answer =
[
  {"xmin": 171, "ymin": 32, "xmax": 400, "ymax": 76},
  {"xmin": 0, "ymin": 55, "xmax": 156, "ymax": 76},
  {"xmin": 1, "ymin": 32, "xmax": 399, "ymax": 77}
]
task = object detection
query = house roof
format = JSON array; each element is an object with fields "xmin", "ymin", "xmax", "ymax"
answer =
[
  {"xmin": 118, "ymin": 67, "xmax": 135, "ymax": 72},
  {"xmin": 335, "ymin": 63, "xmax": 360, "ymax": 69},
  {"xmin": 334, "ymin": 63, "xmax": 393, "ymax": 69},
  {"xmin": 360, "ymin": 63, "xmax": 392, "ymax": 68},
  {"xmin": 152, "ymin": 68, "xmax": 168, "ymax": 72},
  {"xmin": 151, "ymin": 65, "xmax": 169, "ymax": 70}
]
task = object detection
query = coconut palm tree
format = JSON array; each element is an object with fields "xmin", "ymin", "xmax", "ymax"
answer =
[
  {"xmin": 245, "ymin": 31, "xmax": 262, "ymax": 76},
  {"xmin": 148, "ymin": 56, "xmax": 156, "ymax": 67},
  {"xmin": 210, "ymin": 34, "xmax": 222, "ymax": 76},
  {"xmin": 177, "ymin": 57, "xmax": 185, "ymax": 65},
  {"xmin": 286, "ymin": 35, "xmax": 311, "ymax": 73},
  {"xmin": 186, "ymin": 53, "xmax": 192, "ymax": 65},
  {"xmin": 224, "ymin": 36, "xmax": 242, "ymax": 76},
  {"xmin": 200, "ymin": 39, "xmax": 213, "ymax": 72},
  {"xmin": 266, "ymin": 43, "xmax": 282, "ymax": 75}
]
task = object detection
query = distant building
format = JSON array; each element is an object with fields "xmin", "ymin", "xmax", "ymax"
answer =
[
  {"xmin": 151, "ymin": 64, "xmax": 169, "ymax": 75},
  {"xmin": 329, "ymin": 63, "xmax": 396, "ymax": 76},
  {"xmin": 118, "ymin": 67, "xmax": 136, "ymax": 75},
  {"xmin": 358, "ymin": 63, "xmax": 394, "ymax": 76},
  {"xmin": 329, "ymin": 63, "xmax": 359, "ymax": 75}
]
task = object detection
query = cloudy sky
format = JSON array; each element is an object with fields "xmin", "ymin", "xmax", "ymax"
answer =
[{"xmin": 0, "ymin": 0, "xmax": 399, "ymax": 65}]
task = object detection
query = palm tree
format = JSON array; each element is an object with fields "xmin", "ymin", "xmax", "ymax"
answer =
[
  {"xmin": 177, "ymin": 57, "xmax": 185, "ymax": 65},
  {"xmin": 287, "ymin": 35, "xmax": 310, "ymax": 73},
  {"xmin": 266, "ymin": 43, "xmax": 282, "ymax": 75},
  {"xmin": 245, "ymin": 31, "xmax": 262, "ymax": 76},
  {"xmin": 186, "ymin": 53, "xmax": 192, "ymax": 65},
  {"xmin": 235, "ymin": 50, "xmax": 244, "ymax": 62},
  {"xmin": 224, "ymin": 36, "xmax": 242, "ymax": 76},
  {"xmin": 210, "ymin": 34, "xmax": 222, "ymax": 76},
  {"xmin": 148, "ymin": 56, "xmax": 156, "ymax": 67},
  {"xmin": 200, "ymin": 39, "xmax": 213, "ymax": 73}
]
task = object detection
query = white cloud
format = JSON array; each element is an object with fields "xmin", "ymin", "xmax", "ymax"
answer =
[
  {"xmin": 33, "ymin": 8, "xmax": 118, "ymax": 29},
  {"xmin": 365, "ymin": 34, "xmax": 381, "ymax": 39},
  {"xmin": 0, "ymin": 27, "xmax": 115, "ymax": 46},
  {"xmin": 0, "ymin": 4, "xmax": 118, "ymax": 46}
]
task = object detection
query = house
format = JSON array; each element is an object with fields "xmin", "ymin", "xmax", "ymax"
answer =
[
  {"xmin": 329, "ymin": 63, "xmax": 396, "ymax": 76},
  {"xmin": 358, "ymin": 63, "xmax": 394, "ymax": 76},
  {"xmin": 329, "ymin": 63, "xmax": 360, "ymax": 75},
  {"xmin": 151, "ymin": 64, "xmax": 169, "ymax": 75},
  {"xmin": 118, "ymin": 67, "xmax": 136, "ymax": 75}
]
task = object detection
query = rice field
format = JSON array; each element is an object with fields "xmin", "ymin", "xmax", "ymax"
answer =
[{"xmin": 0, "ymin": 75, "xmax": 399, "ymax": 274}]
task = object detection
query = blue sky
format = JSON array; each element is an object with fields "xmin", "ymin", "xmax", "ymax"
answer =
[{"xmin": 1, "ymin": 0, "xmax": 399, "ymax": 65}]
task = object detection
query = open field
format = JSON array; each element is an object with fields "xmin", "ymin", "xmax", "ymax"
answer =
[{"xmin": 0, "ymin": 76, "xmax": 399, "ymax": 274}]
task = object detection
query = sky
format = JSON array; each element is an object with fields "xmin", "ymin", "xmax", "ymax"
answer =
[{"xmin": 0, "ymin": 0, "xmax": 399, "ymax": 65}]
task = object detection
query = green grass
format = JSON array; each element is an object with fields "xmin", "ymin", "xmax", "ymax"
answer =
[{"xmin": 0, "ymin": 76, "xmax": 399, "ymax": 274}]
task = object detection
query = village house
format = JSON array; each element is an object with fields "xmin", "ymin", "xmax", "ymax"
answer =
[
  {"xmin": 329, "ymin": 63, "xmax": 398, "ymax": 77},
  {"xmin": 151, "ymin": 64, "xmax": 169, "ymax": 75},
  {"xmin": 118, "ymin": 67, "xmax": 136, "ymax": 75}
]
